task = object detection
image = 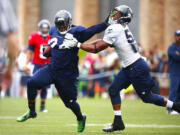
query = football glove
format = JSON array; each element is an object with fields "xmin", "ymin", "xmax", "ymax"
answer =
[
  {"xmin": 105, "ymin": 10, "xmax": 116, "ymax": 25},
  {"xmin": 59, "ymin": 33, "xmax": 80, "ymax": 49}
]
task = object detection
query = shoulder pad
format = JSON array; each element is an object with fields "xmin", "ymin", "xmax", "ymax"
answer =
[{"xmin": 106, "ymin": 24, "xmax": 123, "ymax": 33}]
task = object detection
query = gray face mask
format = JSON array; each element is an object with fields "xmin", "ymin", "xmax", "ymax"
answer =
[
  {"xmin": 109, "ymin": 17, "xmax": 117, "ymax": 25},
  {"xmin": 58, "ymin": 28, "xmax": 70, "ymax": 35}
]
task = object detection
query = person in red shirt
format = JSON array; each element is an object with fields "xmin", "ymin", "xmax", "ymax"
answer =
[{"xmin": 24, "ymin": 19, "xmax": 51, "ymax": 112}]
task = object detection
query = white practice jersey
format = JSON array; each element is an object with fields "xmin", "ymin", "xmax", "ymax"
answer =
[{"xmin": 103, "ymin": 24, "xmax": 141, "ymax": 68}]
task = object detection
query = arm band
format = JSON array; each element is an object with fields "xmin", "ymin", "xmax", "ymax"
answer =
[{"xmin": 77, "ymin": 43, "xmax": 81, "ymax": 48}]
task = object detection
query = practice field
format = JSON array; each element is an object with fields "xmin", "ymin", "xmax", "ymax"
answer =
[{"xmin": 0, "ymin": 97, "xmax": 180, "ymax": 135}]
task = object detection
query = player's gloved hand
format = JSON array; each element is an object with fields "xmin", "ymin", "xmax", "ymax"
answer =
[
  {"xmin": 106, "ymin": 10, "xmax": 118, "ymax": 25},
  {"xmin": 59, "ymin": 33, "xmax": 80, "ymax": 49},
  {"xmin": 105, "ymin": 10, "xmax": 116, "ymax": 25},
  {"xmin": 105, "ymin": 11, "xmax": 111, "ymax": 24},
  {"xmin": 59, "ymin": 39, "xmax": 77, "ymax": 49}
]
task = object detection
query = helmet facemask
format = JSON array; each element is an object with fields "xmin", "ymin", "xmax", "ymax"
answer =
[
  {"xmin": 108, "ymin": 10, "xmax": 118, "ymax": 24},
  {"xmin": 54, "ymin": 10, "xmax": 72, "ymax": 35}
]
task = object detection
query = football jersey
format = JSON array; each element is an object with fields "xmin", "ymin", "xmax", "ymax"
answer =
[
  {"xmin": 48, "ymin": 22, "xmax": 107, "ymax": 78},
  {"xmin": 103, "ymin": 24, "xmax": 141, "ymax": 68},
  {"xmin": 28, "ymin": 32, "xmax": 51, "ymax": 65}
]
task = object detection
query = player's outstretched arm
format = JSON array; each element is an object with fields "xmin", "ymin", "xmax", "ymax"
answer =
[
  {"xmin": 78, "ymin": 11, "xmax": 112, "ymax": 43},
  {"xmin": 79, "ymin": 39, "xmax": 109, "ymax": 53},
  {"xmin": 79, "ymin": 23, "xmax": 108, "ymax": 43}
]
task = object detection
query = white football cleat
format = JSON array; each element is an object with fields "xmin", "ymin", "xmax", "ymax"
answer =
[{"xmin": 169, "ymin": 111, "xmax": 179, "ymax": 115}]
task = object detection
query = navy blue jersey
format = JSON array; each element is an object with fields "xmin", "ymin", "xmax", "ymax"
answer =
[
  {"xmin": 168, "ymin": 42, "xmax": 180, "ymax": 75},
  {"xmin": 48, "ymin": 22, "xmax": 107, "ymax": 78}
]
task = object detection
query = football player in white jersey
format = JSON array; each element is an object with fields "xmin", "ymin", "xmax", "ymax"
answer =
[{"xmin": 60, "ymin": 5, "xmax": 180, "ymax": 132}]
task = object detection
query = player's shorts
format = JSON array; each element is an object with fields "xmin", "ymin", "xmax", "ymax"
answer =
[
  {"xmin": 109, "ymin": 58, "xmax": 155, "ymax": 97},
  {"xmin": 124, "ymin": 58, "xmax": 155, "ymax": 92},
  {"xmin": 29, "ymin": 64, "xmax": 78, "ymax": 102}
]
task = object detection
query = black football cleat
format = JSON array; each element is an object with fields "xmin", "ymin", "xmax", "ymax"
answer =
[
  {"xmin": 172, "ymin": 102, "xmax": 180, "ymax": 113},
  {"xmin": 103, "ymin": 115, "xmax": 125, "ymax": 132},
  {"xmin": 103, "ymin": 123, "xmax": 125, "ymax": 132},
  {"xmin": 77, "ymin": 115, "xmax": 86, "ymax": 132}
]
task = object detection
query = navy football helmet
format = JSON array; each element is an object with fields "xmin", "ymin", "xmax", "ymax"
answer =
[
  {"xmin": 109, "ymin": 5, "xmax": 133, "ymax": 24},
  {"xmin": 54, "ymin": 10, "xmax": 72, "ymax": 34},
  {"xmin": 38, "ymin": 19, "xmax": 50, "ymax": 37}
]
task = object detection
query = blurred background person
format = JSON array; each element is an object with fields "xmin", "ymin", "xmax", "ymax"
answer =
[
  {"xmin": 0, "ymin": 0, "xmax": 20, "ymax": 94},
  {"xmin": 24, "ymin": 19, "xmax": 51, "ymax": 112},
  {"xmin": 167, "ymin": 30, "xmax": 180, "ymax": 115},
  {"xmin": 17, "ymin": 46, "xmax": 31, "ymax": 98}
]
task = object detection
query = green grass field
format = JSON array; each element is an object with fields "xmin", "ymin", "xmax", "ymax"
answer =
[{"xmin": 0, "ymin": 97, "xmax": 180, "ymax": 135}]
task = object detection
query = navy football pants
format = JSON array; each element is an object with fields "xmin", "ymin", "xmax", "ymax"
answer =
[
  {"xmin": 109, "ymin": 58, "xmax": 165, "ymax": 106},
  {"xmin": 28, "ymin": 65, "xmax": 78, "ymax": 107},
  {"xmin": 169, "ymin": 75, "xmax": 180, "ymax": 102}
]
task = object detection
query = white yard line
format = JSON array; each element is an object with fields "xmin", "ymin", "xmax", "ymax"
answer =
[
  {"xmin": 68, "ymin": 123, "xmax": 180, "ymax": 128},
  {"xmin": 0, "ymin": 116, "xmax": 180, "ymax": 128},
  {"xmin": 0, "ymin": 116, "xmax": 17, "ymax": 119}
]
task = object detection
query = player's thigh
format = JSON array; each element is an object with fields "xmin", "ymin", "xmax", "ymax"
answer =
[
  {"xmin": 55, "ymin": 78, "xmax": 78, "ymax": 102},
  {"xmin": 130, "ymin": 60, "xmax": 155, "ymax": 95},
  {"xmin": 108, "ymin": 69, "xmax": 131, "ymax": 96},
  {"xmin": 29, "ymin": 65, "xmax": 54, "ymax": 89}
]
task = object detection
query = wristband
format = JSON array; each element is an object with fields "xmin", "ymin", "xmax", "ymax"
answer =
[{"xmin": 77, "ymin": 42, "xmax": 81, "ymax": 48}]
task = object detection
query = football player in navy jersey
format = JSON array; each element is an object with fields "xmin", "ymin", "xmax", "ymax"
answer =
[{"xmin": 16, "ymin": 10, "xmax": 109, "ymax": 132}]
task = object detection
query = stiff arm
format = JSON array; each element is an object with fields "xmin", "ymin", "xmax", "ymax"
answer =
[{"xmin": 79, "ymin": 39, "xmax": 109, "ymax": 53}]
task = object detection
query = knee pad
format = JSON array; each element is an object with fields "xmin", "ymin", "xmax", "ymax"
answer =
[
  {"xmin": 64, "ymin": 100, "xmax": 76, "ymax": 109},
  {"xmin": 108, "ymin": 86, "xmax": 119, "ymax": 98},
  {"xmin": 139, "ymin": 91, "xmax": 152, "ymax": 103}
]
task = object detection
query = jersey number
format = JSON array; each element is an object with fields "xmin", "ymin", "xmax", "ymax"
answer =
[
  {"xmin": 49, "ymin": 38, "xmax": 58, "ymax": 48},
  {"xmin": 124, "ymin": 29, "xmax": 138, "ymax": 53},
  {"xmin": 40, "ymin": 44, "xmax": 49, "ymax": 59}
]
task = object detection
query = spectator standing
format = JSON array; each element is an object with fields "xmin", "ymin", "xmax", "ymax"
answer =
[{"xmin": 168, "ymin": 30, "xmax": 180, "ymax": 114}]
